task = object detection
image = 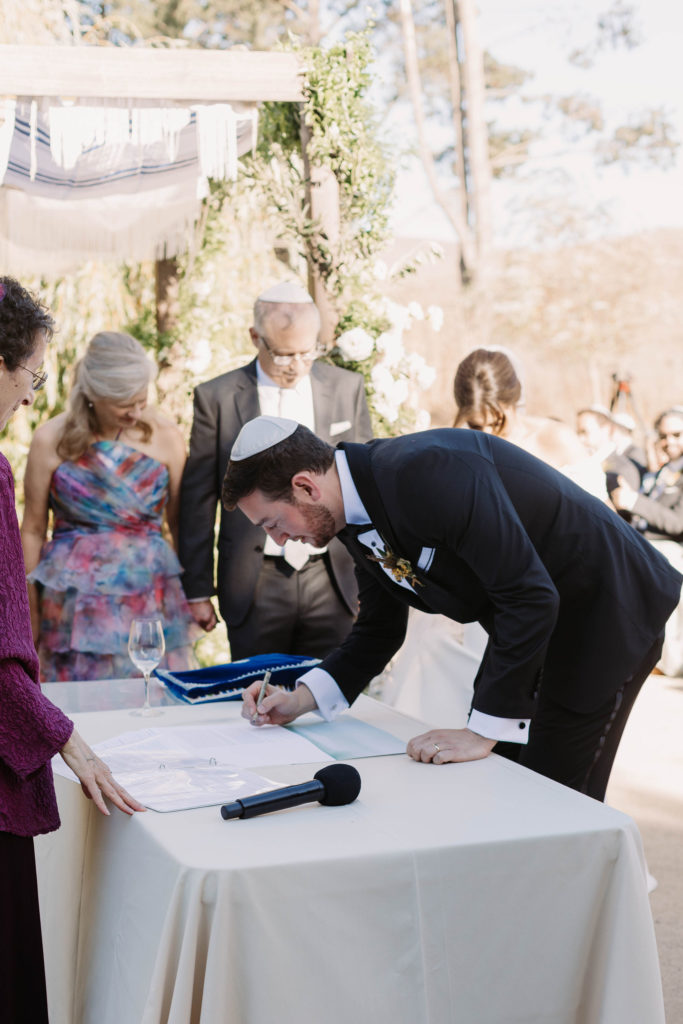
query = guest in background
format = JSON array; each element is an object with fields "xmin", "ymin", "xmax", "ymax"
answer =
[
  {"xmin": 178, "ymin": 281, "xmax": 373, "ymax": 661},
  {"xmin": 21, "ymin": 331, "xmax": 199, "ymax": 681},
  {"xmin": 0, "ymin": 277, "xmax": 144, "ymax": 1023},
  {"xmin": 608, "ymin": 410, "xmax": 648, "ymax": 476},
  {"xmin": 576, "ymin": 404, "xmax": 615, "ymax": 457},
  {"xmin": 455, "ymin": 347, "xmax": 588, "ymax": 469},
  {"xmin": 576, "ymin": 404, "xmax": 644, "ymax": 491},
  {"xmin": 610, "ymin": 406, "xmax": 683, "ymax": 677}
]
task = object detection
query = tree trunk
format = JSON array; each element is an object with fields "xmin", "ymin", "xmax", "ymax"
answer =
[
  {"xmin": 154, "ymin": 256, "xmax": 183, "ymax": 408},
  {"xmin": 398, "ymin": 0, "xmax": 477, "ymax": 283},
  {"xmin": 155, "ymin": 257, "xmax": 180, "ymax": 338},
  {"xmin": 453, "ymin": 0, "xmax": 493, "ymax": 270}
]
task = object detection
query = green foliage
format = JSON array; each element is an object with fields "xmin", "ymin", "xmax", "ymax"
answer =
[
  {"xmin": 245, "ymin": 29, "xmax": 396, "ymax": 298},
  {"xmin": 224, "ymin": 27, "xmax": 421, "ymax": 434}
]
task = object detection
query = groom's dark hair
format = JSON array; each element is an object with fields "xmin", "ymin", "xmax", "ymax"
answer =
[{"xmin": 222, "ymin": 424, "xmax": 335, "ymax": 509}]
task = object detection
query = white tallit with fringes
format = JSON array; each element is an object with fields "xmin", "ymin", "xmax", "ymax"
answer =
[{"xmin": 0, "ymin": 97, "xmax": 257, "ymax": 275}]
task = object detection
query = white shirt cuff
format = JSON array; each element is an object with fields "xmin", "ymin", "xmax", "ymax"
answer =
[
  {"xmin": 297, "ymin": 668, "xmax": 349, "ymax": 721},
  {"xmin": 468, "ymin": 709, "xmax": 531, "ymax": 745}
]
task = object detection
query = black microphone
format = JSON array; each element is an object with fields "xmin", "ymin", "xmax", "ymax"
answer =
[{"xmin": 220, "ymin": 763, "xmax": 361, "ymax": 820}]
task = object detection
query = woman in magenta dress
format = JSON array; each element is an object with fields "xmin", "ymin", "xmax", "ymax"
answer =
[
  {"xmin": 0, "ymin": 277, "xmax": 144, "ymax": 1022},
  {"xmin": 21, "ymin": 331, "xmax": 200, "ymax": 681}
]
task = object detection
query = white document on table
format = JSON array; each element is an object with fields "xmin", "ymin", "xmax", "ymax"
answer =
[
  {"xmin": 52, "ymin": 715, "xmax": 405, "ymax": 811},
  {"xmin": 52, "ymin": 719, "xmax": 335, "ymax": 812}
]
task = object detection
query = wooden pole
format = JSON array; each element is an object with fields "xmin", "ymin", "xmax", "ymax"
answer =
[{"xmin": 300, "ymin": 113, "xmax": 340, "ymax": 348}]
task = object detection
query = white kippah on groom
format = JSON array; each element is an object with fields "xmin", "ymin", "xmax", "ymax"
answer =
[{"xmin": 230, "ymin": 415, "xmax": 299, "ymax": 462}]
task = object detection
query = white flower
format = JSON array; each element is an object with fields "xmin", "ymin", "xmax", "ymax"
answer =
[
  {"xmin": 384, "ymin": 299, "xmax": 413, "ymax": 332},
  {"xmin": 408, "ymin": 300, "xmax": 424, "ymax": 321},
  {"xmin": 414, "ymin": 408, "xmax": 432, "ymax": 431},
  {"xmin": 193, "ymin": 279, "xmax": 212, "ymax": 298},
  {"xmin": 375, "ymin": 329, "xmax": 405, "ymax": 368},
  {"xmin": 373, "ymin": 394, "xmax": 401, "ymax": 424},
  {"xmin": 370, "ymin": 363, "xmax": 395, "ymax": 396},
  {"xmin": 389, "ymin": 376, "xmax": 409, "ymax": 405},
  {"xmin": 372, "ymin": 364, "xmax": 409, "ymax": 405},
  {"xmin": 336, "ymin": 326, "xmax": 375, "ymax": 362},
  {"xmin": 373, "ymin": 260, "xmax": 388, "ymax": 281},
  {"xmin": 407, "ymin": 352, "xmax": 437, "ymax": 391},
  {"xmin": 426, "ymin": 305, "xmax": 444, "ymax": 332},
  {"xmin": 188, "ymin": 338, "xmax": 212, "ymax": 374}
]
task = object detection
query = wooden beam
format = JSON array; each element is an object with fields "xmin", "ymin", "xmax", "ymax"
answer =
[
  {"xmin": 0, "ymin": 45, "xmax": 304, "ymax": 103},
  {"xmin": 301, "ymin": 117, "xmax": 340, "ymax": 346}
]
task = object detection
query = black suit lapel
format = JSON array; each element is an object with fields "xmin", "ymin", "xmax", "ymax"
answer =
[{"xmin": 337, "ymin": 441, "xmax": 404, "ymax": 556}]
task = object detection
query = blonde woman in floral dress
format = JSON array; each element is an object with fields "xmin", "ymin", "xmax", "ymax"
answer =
[{"xmin": 21, "ymin": 332, "xmax": 199, "ymax": 682}]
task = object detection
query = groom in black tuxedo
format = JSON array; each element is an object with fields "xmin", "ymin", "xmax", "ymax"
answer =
[{"xmin": 224, "ymin": 416, "xmax": 682, "ymax": 800}]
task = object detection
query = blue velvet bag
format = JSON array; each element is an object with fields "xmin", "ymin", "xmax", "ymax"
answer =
[{"xmin": 154, "ymin": 653, "xmax": 321, "ymax": 704}]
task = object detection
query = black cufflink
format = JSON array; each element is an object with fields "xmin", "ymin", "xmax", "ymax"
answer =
[{"xmin": 518, "ymin": 722, "xmax": 526, "ymax": 730}]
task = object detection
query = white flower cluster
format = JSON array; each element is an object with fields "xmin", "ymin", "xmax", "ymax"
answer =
[{"xmin": 335, "ymin": 298, "xmax": 440, "ymax": 429}]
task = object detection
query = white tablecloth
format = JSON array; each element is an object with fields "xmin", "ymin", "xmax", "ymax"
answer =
[{"xmin": 36, "ymin": 688, "xmax": 665, "ymax": 1024}]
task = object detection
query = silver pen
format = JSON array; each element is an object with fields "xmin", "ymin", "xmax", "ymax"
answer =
[{"xmin": 251, "ymin": 669, "xmax": 272, "ymax": 722}]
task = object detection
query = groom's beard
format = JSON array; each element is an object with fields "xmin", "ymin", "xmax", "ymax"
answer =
[{"xmin": 294, "ymin": 498, "xmax": 338, "ymax": 548}]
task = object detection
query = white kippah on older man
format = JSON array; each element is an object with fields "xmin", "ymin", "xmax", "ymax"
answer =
[{"xmin": 256, "ymin": 281, "xmax": 314, "ymax": 304}]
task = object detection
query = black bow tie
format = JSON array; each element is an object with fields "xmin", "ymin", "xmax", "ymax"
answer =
[{"xmin": 339, "ymin": 522, "xmax": 371, "ymax": 543}]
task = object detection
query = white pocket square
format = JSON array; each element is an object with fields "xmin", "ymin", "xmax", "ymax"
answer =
[
  {"xmin": 330, "ymin": 420, "xmax": 352, "ymax": 436},
  {"xmin": 417, "ymin": 547, "xmax": 435, "ymax": 571}
]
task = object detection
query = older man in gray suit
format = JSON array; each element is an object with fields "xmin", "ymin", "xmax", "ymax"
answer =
[{"xmin": 178, "ymin": 283, "xmax": 373, "ymax": 660}]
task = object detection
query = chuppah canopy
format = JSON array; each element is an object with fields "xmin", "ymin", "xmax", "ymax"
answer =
[{"xmin": 0, "ymin": 45, "xmax": 304, "ymax": 275}]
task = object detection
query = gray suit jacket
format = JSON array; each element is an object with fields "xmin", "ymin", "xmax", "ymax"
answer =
[{"xmin": 178, "ymin": 358, "xmax": 373, "ymax": 626}]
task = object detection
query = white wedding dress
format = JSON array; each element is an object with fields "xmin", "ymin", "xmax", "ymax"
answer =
[{"xmin": 379, "ymin": 615, "xmax": 488, "ymax": 728}]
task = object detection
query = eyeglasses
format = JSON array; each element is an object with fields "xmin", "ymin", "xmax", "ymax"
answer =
[
  {"xmin": 17, "ymin": 363, "xmax": 48, "ymax": 392},
  {"xmin": 257, "ymin": 334, "xmax": 322, "ymax": 367}
]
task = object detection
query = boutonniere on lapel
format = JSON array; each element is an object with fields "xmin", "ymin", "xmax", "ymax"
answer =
[{"xmin": 366, "ymin": 546, "xmax": 424, "ymax": 587}]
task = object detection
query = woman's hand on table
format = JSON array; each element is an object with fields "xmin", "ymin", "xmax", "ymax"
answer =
[
  {"xmin": 241, "ymin": 681, "xmax": 317, "ymax": 727},
  {"xmin": 407, "ymin": 728, "xmax": 497, "ymax": 765},
  {"xmin": 59, "ymin": 729, "xmax": 146, "ymax": 816}
]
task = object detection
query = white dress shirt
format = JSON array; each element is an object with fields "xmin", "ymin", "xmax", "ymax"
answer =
[{"xmin": 256, "ymin": 364, "xmax": 325, "ymax": 563}]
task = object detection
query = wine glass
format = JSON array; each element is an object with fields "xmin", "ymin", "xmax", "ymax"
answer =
[{"xmin": 128, "ymin": 617, "xmax": 165, "ymax": 717}]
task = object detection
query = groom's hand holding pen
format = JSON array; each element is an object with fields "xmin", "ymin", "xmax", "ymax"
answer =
[
  {"xmin": 250, "ymin": 670, "xmax": 272, "ymax": 723},
  {"xmin": 243, "ymin": 673, "xmax": 318, "ymax": 727}
]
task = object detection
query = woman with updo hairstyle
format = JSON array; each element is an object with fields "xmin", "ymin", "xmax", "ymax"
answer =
[
  {"xmin": 21, "ymin": 331, "xmax": 199, "ymax": 682},
  {"xmin": 453, "ymin": 347, "xmax": 587, "ymax": 469}
]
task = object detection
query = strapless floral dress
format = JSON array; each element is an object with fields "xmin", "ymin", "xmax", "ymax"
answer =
[{"xmin": 30, "ymin": 441, "xmax": 200, "ymax": 682}]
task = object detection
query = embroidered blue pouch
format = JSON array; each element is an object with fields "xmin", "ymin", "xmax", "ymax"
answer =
[{"xmin": 154, "ymin": 653, "xmax": 321, "ymax": 704}]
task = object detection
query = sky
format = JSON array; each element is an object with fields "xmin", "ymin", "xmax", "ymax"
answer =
[{"xmin": 387, "ymin": 0, "xmax": 683, "ymax": 245}]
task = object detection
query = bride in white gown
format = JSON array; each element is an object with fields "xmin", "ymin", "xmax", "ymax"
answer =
[{"xmin": 381, "ymin": 347, "xmax": 606, "ymax": 727}]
